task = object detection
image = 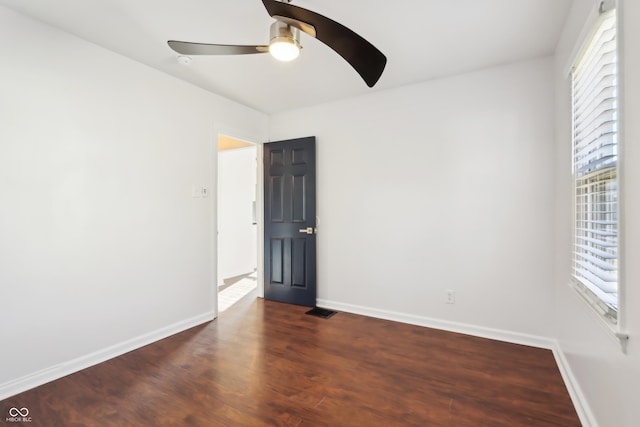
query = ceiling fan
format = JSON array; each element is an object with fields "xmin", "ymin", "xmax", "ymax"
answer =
[{"xmin": 167, "ymin": 0, "xmax": 387, "ymax": 87}]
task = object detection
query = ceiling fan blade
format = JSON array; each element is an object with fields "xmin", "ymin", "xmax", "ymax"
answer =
[
  {"xmin": 261, "ymin": 0, "xmax": 387, "ymax": 87},
  {"xmin": 168, "ymin": 41, "xmax": 269, "ymax": 55}
]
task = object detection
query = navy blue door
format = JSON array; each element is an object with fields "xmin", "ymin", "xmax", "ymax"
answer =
[{"xmin": 263, "ymin": 137, "xmax": 316, "ymax": 306}]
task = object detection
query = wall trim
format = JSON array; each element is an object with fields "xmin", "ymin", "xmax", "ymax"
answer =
[
  {"xmin": 551, "ymin": 342, "xmax": 599, "ymax": 427},
  {"xmin": 0, "ymin": 311, "xmax": 216, "ymax": 401},
  {"xmin": 316, "ymin": 298, "xmax": 554, "ymax": 349}
]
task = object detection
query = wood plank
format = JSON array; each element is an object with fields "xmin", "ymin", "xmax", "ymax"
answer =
[{"xmin": 0, "ymin": 295, "xmax": 581, "ymax": 426}]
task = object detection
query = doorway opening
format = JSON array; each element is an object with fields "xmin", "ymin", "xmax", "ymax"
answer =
[{"xmin": 217, "ymin": 134, "xmax": 259, "ymax": 312}]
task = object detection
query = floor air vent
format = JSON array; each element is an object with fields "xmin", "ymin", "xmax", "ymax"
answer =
[{"xmin": 305, "ymin": 307, "xmax": 337, "ymax": 319}]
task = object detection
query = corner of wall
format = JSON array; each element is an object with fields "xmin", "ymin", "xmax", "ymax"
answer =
[{"xmin": 0, "ymin": 311, "xmax": 215, "ymax": 401}]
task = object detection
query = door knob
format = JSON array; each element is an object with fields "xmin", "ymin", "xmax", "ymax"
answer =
[{"xmin": 298, "ymin": 227, "xmax": 314, "ymax": 234}]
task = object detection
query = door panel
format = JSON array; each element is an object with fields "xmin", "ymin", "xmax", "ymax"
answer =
[
  {"xmin": 291, "ymin": 238, "xmax": 306, "ymax": 287},
  {"xmin": 292, "ymin": 175, "xmax": 306, "ymax": 222},
  {"xmin": 264, "ymin": 137, "xmax": 316, "ymax": 306},
  {"xmin": 270, "ymin": 238, "xmax": 284, "ymax": 284},
  {"xmin": 270, "ymin": 176, "xmax": 284, "ymax": 222}
]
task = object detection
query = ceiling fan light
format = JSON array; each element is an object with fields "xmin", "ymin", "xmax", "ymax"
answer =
[
  {"xmin": 269, "ymin": 37, "xmax": 300, "ymax": 61},
  {"xmin": 269, "ymin": 20, "xmax": 301, "ymax": 62}
]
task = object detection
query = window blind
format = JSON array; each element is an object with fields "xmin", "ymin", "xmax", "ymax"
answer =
[{"xmin": 571, "ymin": 9, "xmax": 618, "ymax": 320}]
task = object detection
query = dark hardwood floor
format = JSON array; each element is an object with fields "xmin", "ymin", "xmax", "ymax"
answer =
[{"xmin": 1, "ymin": 293, "xmax": 580, "ymax": 426}]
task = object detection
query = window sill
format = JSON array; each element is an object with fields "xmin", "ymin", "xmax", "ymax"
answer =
[{"xmin": 569, "ymin": 280, "xmax": 629, "ymax": 352}]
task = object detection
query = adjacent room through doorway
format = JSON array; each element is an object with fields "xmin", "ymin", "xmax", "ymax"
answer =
[{"xmin": 217, "ymin": 135, "xmax": 258, "ymax": 312}]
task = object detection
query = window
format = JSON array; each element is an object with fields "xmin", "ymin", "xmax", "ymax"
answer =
[{"xmin": 571, "ymin": 5, "xmax": 619, "ymax": 322}]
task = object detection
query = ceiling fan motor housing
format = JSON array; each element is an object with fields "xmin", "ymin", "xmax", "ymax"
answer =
[{"xmin": 269, "ymin": 20, "xmax": 301, "ymax": 48}]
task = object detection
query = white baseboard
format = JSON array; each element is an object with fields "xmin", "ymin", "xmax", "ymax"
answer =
[
  {"xmin": 0, "ymin": 311, "xmax": 216, "ymax": 401},
  {"xmin": 551, "ymin": 342, "xmax": 598, "ymax": 427},
  {"xmin": 316, "ymin": 298, "xmax": 555, "ymax": 349}
]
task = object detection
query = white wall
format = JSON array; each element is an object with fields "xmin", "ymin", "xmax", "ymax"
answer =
[
  {"xmin": 0, "ymin": 6, "xmax": 267, "ymax": 398},
  {"xmin": 269, "ymin": 57, "xmax": 556, "ymax": 341},
  {"xmin": 217, "ymin": 146, "xmax": 257, "ymax": 283},
  {"xmin": 553, "ymin": 1, "xmax": 640, "ymax": 426}
]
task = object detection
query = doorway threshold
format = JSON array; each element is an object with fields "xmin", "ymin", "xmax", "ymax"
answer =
[{"xmin": 219, "ymin": 273, "xmax": 257, "ymax": 312}]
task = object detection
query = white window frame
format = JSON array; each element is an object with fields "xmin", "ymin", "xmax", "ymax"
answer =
[{"xmin": 569, "ymin": 0, "xmax": 628, "ymax": 347}]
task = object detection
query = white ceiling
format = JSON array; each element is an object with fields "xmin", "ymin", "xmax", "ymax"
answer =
[{"xmin": 0, "ymin": 0, "xmax": 573, "ymax": 114}]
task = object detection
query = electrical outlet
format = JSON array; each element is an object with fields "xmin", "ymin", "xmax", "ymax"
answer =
[{"xmin": 445, "ymin": 290, "xmax": 455, "ymax": 304}]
